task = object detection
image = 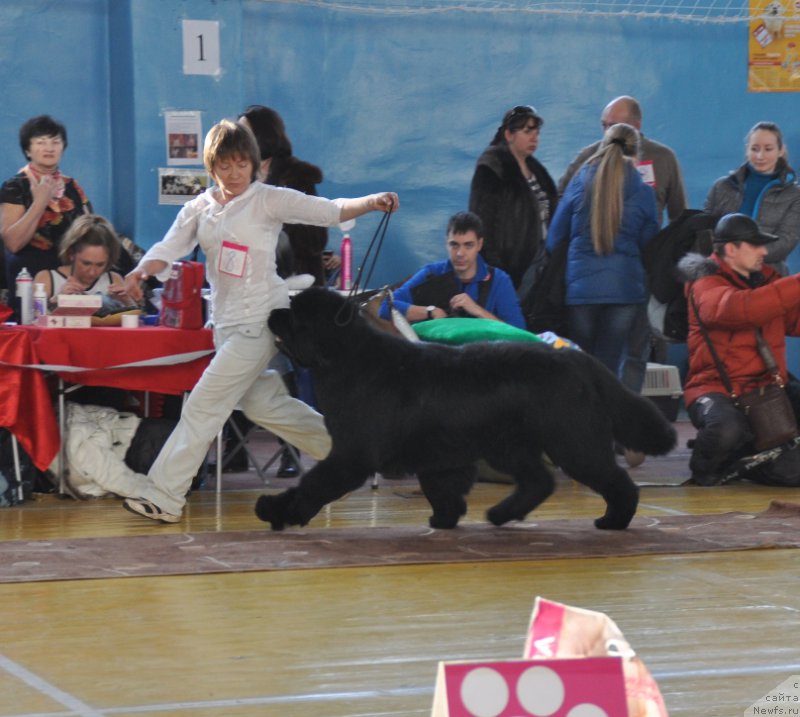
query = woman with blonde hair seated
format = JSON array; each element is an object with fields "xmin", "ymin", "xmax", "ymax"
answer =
[{"xmin": 34, "ymin": 214, "xmax": 133, "ymax": 307}]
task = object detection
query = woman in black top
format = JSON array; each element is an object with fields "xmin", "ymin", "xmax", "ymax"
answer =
[
  {"xmin": 238, "ymin": 105, "xmax": 329, "ymax": 286},
  {"xmin": 1, "ymin": 115, "xmax": 92, "ymax": 310}
]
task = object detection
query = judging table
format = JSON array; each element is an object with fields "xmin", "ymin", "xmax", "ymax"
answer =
[{"xmin": 0, "ymin": 325, "xmax": 215, "ymax": 473}]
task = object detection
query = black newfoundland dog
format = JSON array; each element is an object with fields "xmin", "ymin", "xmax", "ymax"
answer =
[{"xmin": 256, "ymin": 288, "xmax": 677, "ymax": 531}]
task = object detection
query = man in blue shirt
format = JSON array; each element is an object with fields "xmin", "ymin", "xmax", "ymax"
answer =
[{"xmin": 380, "ymin": 211, "xmax": 525, "ymax": 328}]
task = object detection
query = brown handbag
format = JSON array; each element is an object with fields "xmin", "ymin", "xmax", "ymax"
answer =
[
  {"xmin": 690, "ymin": 291, "xmax": 798, "ymax": 452},
  {"xmin": 737, "ymin": 380, "xmax": 798, "ymax": 451}
]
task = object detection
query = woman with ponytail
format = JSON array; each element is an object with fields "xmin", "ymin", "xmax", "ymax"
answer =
[{"xmin": 546, "ymin": 123, "xmax": 659, "ymax": 374}]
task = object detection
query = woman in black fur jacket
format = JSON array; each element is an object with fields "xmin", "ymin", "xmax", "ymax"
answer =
[
  {"xmin": 469, "ymin": 105, "xmax": 558, "ymax": 290},
  {"xmin": 239, "ymin": 105, "xmax": 329, "ymax": 286}
]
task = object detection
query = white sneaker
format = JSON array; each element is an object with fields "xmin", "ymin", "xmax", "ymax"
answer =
[{"xmin": 123, "ymin": 497, "xmax": 181, "ymax": 524}]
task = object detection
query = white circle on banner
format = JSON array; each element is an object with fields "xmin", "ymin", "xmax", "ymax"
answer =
[
  {"xmin": 517, "ymin": 666, "xmax": 565, "ymax": 716},
  {"xmin": 567, "ymin": 704, "xmax": 609, "ymax": 717},
  {"xmin": 460, "ymin": 667, "xmax": 509, "ymax": 717}
]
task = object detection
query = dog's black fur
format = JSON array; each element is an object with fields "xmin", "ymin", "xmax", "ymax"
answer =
[{"xmin": 256, "ymin": 288, "xmax": 677, "ymax": 531}]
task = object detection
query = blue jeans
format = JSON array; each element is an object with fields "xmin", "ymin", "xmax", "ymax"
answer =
[
  {"xmin": 619, "ymin": 302, "xmax": 651, "ymax": 394},
  {"xmin": 567, "ymin": 303, "xmax": 640, "ymax": 376}
]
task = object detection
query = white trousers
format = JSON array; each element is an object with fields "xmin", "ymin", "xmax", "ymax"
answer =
[{"xmin": 132, "ymin": 322, "xmax": 331, "ymax": 515}]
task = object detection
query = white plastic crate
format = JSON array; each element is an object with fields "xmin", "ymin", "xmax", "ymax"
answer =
[
  {"xmin": 642, "ymin": 362, "xmax": 683, "ymax": 398},
  {"xmin": 642, "ymin": 362, "xmax": 683, "ymax": 421}
]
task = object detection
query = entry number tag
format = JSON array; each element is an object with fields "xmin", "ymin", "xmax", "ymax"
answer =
[
  {"xmin": 636, "ymin": 160, "xmax": 656, "ymax": 187},
  {"xmin": 219, "ymin": 240, "xmax": 248, "ymax": 277}
]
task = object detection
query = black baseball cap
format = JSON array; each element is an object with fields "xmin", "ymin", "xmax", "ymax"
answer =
[{"xmin": 713, "ymin": 213, "xmax": 777, "ymax": 246}]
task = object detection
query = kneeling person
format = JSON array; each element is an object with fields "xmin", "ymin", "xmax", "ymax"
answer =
[
  {"xmin": 679, "ymin": 213, "xmax": 800, "ymax": 486},
  {"xmin": 380, "ymin": 211, "xmax": 525, "ymax": 328}
]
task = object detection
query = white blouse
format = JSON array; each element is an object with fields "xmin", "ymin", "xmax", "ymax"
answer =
[{"xmin": 138, "ymin": 182, "xmax": 343, "ymax": 329}]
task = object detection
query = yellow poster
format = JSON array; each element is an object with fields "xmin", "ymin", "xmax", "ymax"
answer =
[{"xmin": 749, "ymin": 0, "xmax": 800, "ymax": 91}]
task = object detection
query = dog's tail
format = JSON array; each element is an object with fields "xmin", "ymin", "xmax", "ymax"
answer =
[{"xmin": 593, "ymin": 359, "xmax": 678, "ymax": 456}]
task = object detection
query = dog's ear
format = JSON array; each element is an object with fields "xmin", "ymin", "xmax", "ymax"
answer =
[
  {"xmin": 267, "ymin": 308, "xmax": 292, "ymax": 336},
  {"xmin": 277, "ymin": 308, "xmax": 338, "ymax": 369}
]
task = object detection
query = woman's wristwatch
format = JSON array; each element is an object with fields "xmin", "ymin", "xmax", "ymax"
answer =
[{"xmin": 426, "ymin": 305, "xmax": 436, "ymax": 320}]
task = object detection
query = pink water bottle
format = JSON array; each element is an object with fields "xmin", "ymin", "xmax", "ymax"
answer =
[{"xmin": 340, "ymin": 233, "xmax": 352, "ymax": 291}]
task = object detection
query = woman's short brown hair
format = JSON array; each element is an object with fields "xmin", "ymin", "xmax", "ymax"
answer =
[{"xmin": 203, "ymin": 119, "xmax": 260, "ymax": 181}]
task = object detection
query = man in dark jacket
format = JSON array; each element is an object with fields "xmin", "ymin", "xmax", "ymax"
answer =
[{"xmin": 678, "ymin": 213, "xmax": 800, "ymax": 486}]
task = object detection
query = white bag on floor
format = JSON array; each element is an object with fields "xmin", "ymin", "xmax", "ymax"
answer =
[{"xmin": 50, "ymin": 403, "xmax": 142, "ymax": 498}]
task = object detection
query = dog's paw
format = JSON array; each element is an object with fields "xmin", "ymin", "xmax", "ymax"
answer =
[
  {"xmin": 594, "ymin": 514, "xmax": 632, "ymax": 530},
  {"xmin": 429, "ymin": 513, "xmax": 460, "ymax": 529},
  {"xmin": 486, "ymin": 505, "xmax": 518, "ymax": 526},
  {"xmin": 594, "ymin": 492, "xmax": 637, "ymax": 530},
  {"xmin": 254, "ymin": 488, "xmax": 319, "ymax": 530},
  {"xmin": 255, "ymin": 493, "xmax": 289, "ymax": 531}
]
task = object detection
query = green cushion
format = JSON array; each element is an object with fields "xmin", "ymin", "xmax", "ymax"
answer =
[{"xmin": 413, "ymin": 318, "xmax": 544, "ymax": 345}]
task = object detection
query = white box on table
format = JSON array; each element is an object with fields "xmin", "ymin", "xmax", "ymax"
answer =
[
  {"xmin": 38, "ymin": 314, "xmax": 92, "ymax": 328},
  {"xmin": 39, "ymin": 294, "xmax": 102, "ymax": 328},
  {"xmin": 40, "ymin": 315, "xmax": 64, "ymax": 328},
  {"xmin": 52, "ymin": 294, "xmax": 102, "ymax": 312},
  {"xmin": 63, "ymin": 315, "xmax": 92, "ymax": 328}
]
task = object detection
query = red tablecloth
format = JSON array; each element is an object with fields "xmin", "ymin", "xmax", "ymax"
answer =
[
  {"xmin": 23, "ymin": 325, "xmax": 215, "ymax": 393},
  {"xmin": 0, "ymin": 325, "xmax": 215, "ymax": 470},
  {"xmin": 0, "ymin": 330, "xmax": 58, "ymax": 471}
]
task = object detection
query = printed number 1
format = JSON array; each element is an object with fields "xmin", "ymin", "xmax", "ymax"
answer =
[{"xmin": 183, "ymin": 20, "xmax": 218, "ymax": 75}]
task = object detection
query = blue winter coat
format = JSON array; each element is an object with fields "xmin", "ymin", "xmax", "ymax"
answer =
[{"xmin": 546, "ymin": 162, "xmax": 659, "ymax": 305}]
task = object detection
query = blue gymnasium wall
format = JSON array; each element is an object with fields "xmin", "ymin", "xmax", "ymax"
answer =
[
  {"xmin": 0, "ymin": 0, "xmax": 111, "ymax": 217},
  {"xmin": 1, "ymin": 0, "xmax": 799, "ymax": 366}
]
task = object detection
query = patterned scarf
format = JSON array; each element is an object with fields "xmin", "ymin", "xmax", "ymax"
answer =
[{"xmin": 20, "ymin": 164, "xmax": 79, "ymax": 249}]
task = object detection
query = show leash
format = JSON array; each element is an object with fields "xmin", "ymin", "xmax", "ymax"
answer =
[{"xmin": 335, "ymin": 198, "xmax": 395, "ymax": 326}]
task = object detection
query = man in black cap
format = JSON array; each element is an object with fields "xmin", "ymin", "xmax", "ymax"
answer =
[{"xmin": 677, "ymin": 213, "xmax": 800, "ymax": 485}]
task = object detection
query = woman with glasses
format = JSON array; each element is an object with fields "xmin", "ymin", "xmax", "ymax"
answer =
[
  {"xmin": 704, "ymin": 121, "xmax": 800, "ymax": 276},
  {"xmin": 1, "ymin": 115, "xmax": 92, "ymax": 316},
  {"xmin": 468, "ymin": 105, "xmax": 558, "ymax": 291}
]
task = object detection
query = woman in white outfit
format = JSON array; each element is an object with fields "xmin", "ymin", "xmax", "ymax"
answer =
[{"xmin": 121, "ymin": 119, "xmax": 399, "ymax": 523}]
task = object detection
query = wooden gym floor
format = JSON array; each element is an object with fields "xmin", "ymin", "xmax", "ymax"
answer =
[{"xmin": 2, "ymin": 421, "xmax": 800, "ymax": 717}]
